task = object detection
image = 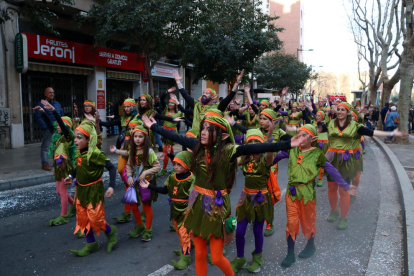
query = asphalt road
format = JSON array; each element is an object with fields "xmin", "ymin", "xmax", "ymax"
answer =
[{"xmin": 0, "ymin": 139, "xmax": 403, "ymax": 276}]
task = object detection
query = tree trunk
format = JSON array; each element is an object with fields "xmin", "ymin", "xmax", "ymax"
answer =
[
  {"xmin": 144, "ymin": 56, "xmax": 154, "ymax": 97},
  {"xmin": 395, "ymin": 48, "xmax": 414, "ymax": 144}
]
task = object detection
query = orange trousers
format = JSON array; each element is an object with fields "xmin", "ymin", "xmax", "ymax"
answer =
[
  {"xmin": 193, "ymin": 235, "xmax": 234, "ymax": 276},
  {"xmin": 162, "ymin": 145, "xmax": 175, "ymax": 170},
  {"xmin": 173, "ymin": 220, "xmax": 191, "ymax": 254},
  {"xmin": 328, "ymin": 181, "xmax": 350, "ymax": 217},
  {"xmin": 318, "ymin": 167, "xmax": 324, "ymax": 180},
  {"xmin": 285, "ymin": 194, "xmax": 316, "ymax": 242},
  {"xmin": 352, "ymin": 171, "xmax": 361, "ymax": 188},
  {"xmin": 74, "ymin": 199, "xmax": 107, "ymax": 236}
]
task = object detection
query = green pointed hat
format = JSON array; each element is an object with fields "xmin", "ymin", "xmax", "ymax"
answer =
[
  {"xmin": 83, "ymin": 99, "xmax": 96, "ymax": 107},
  {"xmin": 292, "ymin": 102, "xmax": 300, "ymax": 107},
  {"xmin": 260, "ymin": 108, "xmax": 277, "ymax": 120},
  {"xmin": 61, "ymin": 116, "xmax": 73, "ymax": 128},
  {"xmin": 173, "ymin": 151, "xmax": 193, "ymax": 170},
  {"xmin": 76, "ymin": 120, "xmax": 97, "ymax": 165},
  {"xmin": 205, "ymin": 109, "xmax": 224, "ymax": 118},
  {"xmin": 246, "ymin": 129, "xmax": 265, "ymax": 143},
  {"xmin": 132, "ymin": 125, "xmax": 149, "ymax": 136},
  {"xmin": 186, "ymin": 128, "xmax": 199, "ymax": 138},
  {"xmin": 129, "ymin": 118, "xmax": 143, "ymax": 127},
  {"xmin": 260, "ymin": 99, "xmax": 270, "ymax": 108},
  {"xmin": 140, "ymin": 94, "xmax": 153, "ymax": 100},
  {"xmin": 203, "ymin": 116, "xmax": 235, "ymax": 143},
  {"xmin": 123, "ymin": 98, "xmax": 136, "ymax": 106}
]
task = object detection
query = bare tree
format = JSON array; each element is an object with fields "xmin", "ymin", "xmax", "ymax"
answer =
[
  {"xmin": 347, "ymin": 0, "xmax": 401, "ymax": 106},
  {"xmin": 395, "ymin": 0, "xmax": 414, "ymax": 144}
]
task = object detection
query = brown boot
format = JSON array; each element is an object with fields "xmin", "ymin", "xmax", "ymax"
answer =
[{"xmin": 42, "ymin": 164, "xmax": 51, "ymax": 171}]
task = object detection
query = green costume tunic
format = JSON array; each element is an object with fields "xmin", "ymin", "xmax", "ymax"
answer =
[
  {"xmin": 191, "ymin": 101, "xmax": 219, "ymax": 131},
  {"xmin": 53, "ymin": 132, "xmax": 74, "ymax": 181},
  {"xmin": 287, "ymin": 110, "xmax": 303, "ymax": 136},
  {"xmin": 274, "ymin": 114, "xmax": 287, "ymax": 130},
  {"xmin": 237, "ymin": 155, "xmax": 273, "ymax": 223},
  {"xmin": 133, "ymin": 150, "xmax": 159, "ymax": 203},
  {"xmin": 243, "ymin": 111, "xmax": 260, "ymax": 129},
  {"xmin": 311, "ymin": 120, "xmax": 329, "ymax": 154},
  {"xmin": 326, "ymin": 120, "xmax": 363, "ymax": 182},
  {"xmin": 184, "ymin": 144, "xmax": 237, "ymax": 239},
  {"xmin": 164, "ymin": 172, "xmax": 195, "ymax": 228},
  {"xmin": 287, "ymin": 147, "xmax": 327, "ymax": 204},
  {"xmin": 162, "ymin": 110, "xmax": 182, "ymax": 145},
  {"xmin": 75, "ymin": 148, "xmax": 108, "ymax": 208}
]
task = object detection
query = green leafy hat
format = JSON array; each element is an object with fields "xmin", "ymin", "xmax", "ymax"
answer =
[
  {"xmin": 298, "ymin": 124, "xmax": 317, "ymax": 137},
  {"xmin": 204, "ymin": 88, "xmax": 217, "ymax": 97},
  {"xmin": 132, "ymin": 125, "xmax": 149, "ymax": 136},
  {"xmin": 128, "ymin": 118, "xmax": 143, "ymax": 127},
  {"xmin": 61, "ymin": 116, "xmax": 73, "ymax": 128},
  {"xmin": 204, "ymin": 116, "xmax": 235, "ymax": 143},
  {"xmin": 246, "ymin": 129, "xmax": 265, "ymax": 143},
  {"xmin": 260, "ymin": 108, "xmax": 277, "ymax": 120},
  {"xmin": 204, "ymin": 109, "xmax": 224, "ymax": 118},
  {"xmin": 173, "ymin": 151, "xmax": 192, "ymax": 170},
  {"xmin": 140, "ymin": 94, "xmax": 153, "ymax": 100},
  {"xmin": 186, "ymin": 128, "xmax": 199, "ymax": 138},
  {"xmin": 292, "ymin": 102, "xmax": 300, "ymax": 107},
  {"xmin": 75, "ymin": 120, "xmax": 97, "ymax": 165},
  {"xmin": 83, "ymin": 99, "xmax": 96, "ymax": 107}
]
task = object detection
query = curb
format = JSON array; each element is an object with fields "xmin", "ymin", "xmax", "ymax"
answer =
[
  {"xmin": 372, "ymin": 136, "xmax": 413, "ymax": 275},
  {"xmin": 0, "ymin": 162, "xmax": 119, "ymax": 192}
]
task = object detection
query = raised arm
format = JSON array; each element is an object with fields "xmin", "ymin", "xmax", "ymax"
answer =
[
  {"xmin": 33, "ymin": 106, "xmax": 54, "ymax": 132},
  {"xmin": 174, "ymin": 71, "xmax": 195, "ymax": 109},
  {"xmin": 218, "ymin": 70, "xmax": 244, "ymax": 111}
]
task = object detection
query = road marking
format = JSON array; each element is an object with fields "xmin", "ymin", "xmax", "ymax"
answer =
[{"xmin": 148, "ymin": 264, "xmax": 174, "ymax": 276}]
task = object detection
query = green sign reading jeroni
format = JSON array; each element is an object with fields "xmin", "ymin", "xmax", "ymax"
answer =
[{"xmin": 15, "ymin": 33, "xmax": 28, "ymax": 73}]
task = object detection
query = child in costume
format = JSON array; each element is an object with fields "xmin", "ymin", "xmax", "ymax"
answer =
[
  {"xmin": 142, "ymin": 113, "xmax": 306, "ymax": 276},
  {"xmin": 230, "ymin": 129, "xmax": 277, "ymax": 273},
  {"xmin": 126, "ymin": 125, "xmax": 161, "ymax": 241},
  {"xmin": 140, "ymin": 151, "xmax": 195, "ymax": 270},
  {"xmin": 273, "ymin": 124, "xmax": 352, "ymax": 267},
  {"xmin": 324, "ymin": 102, "xmax": 406, "ymax": 229},
  {"xmin": 33, "ymin": 101, "xmax": 76, "ymax": 225},
  {"xmin": 110, "ymin": 118, "xmax": 142, "ymax": 223},
  {"xmin": 64, "ymin": 120, "xmax": 118, "ymax": 256},
  {"xmin": 73, "ymin": 100, "xmax": 102, "ymax": 148}
]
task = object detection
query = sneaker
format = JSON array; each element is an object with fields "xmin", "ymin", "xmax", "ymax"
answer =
[
  {"xmin": 42, "ymin": 164, "xmax": 51, "ymax": 171},
  {"xmin": 49, "ymin": 215, "xmax": 69, "ymax": 226},
  {"xmin": 264, "ymin": 224, "xmax": 275, "ymax": 237},
  {"xmin": 141, "ymin": 228, "xmax": 152, "ymax": 242}
]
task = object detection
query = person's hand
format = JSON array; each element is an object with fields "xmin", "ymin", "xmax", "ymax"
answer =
[
  {"xmin": 282, "ymin": 87, "xmax": 289, "ymax": 95},
  {"xmin": 174, "ymin": 71, "xmax": 182, "ymax": 82},
  {"xmin": 33, "ymin": 106, "xmax": 45, "ymax": 113},
  {"xmin": 109, "ymin": 145, "xmax": 117, "ymax": 153},
  {"xmin": 84, "ymin": 113, "xmax": 94, "ymax": 121},
  {"xmin": 347, "ymin": 185, "xmax": 357, "ymax": 196},
  {"xmin": 142, "ymin": 116, "xmax": 156, "ymax": 129},
  {"xmin": 105, "ymin": 187, "xmax": 114, "ymax": 198},
  {"xmin": 138, "ymin": 173, "xmax": 147, "ymax": 183},
  {"xmin": 166, "ymin": 145, "xmax": 172, "ymax": 154},
  {"xmin": 106, "ymin": 115, "xmax": 114, "ymax": 119},
  {"xmin": 236, "ymin": 69, "xmax": 245, "ymax": 83},
  {"xmin": 244, "ymin": 86, "xmax": 250, "ymax": 93},
  {"xmin": 95, "ymin": 111, "xmax": 100, "ymax": 122},
  {"xmin": 73, "ymin": 103, "xmax": 78, "ymax": 117},
  {"xmin": 128, "ymin": 177, "xmax": 135, "ymax": 187},
  {"xmin": 268, "ymin": 119, "xmax": 276, "ymax": 137},
  {"xmin": 239, "ymin": 105, "xmax": 249, "ymax": 113},
  {"xmin": 311, "ymin": 90, "xmax": 315, "ymax": 96},
  {"xmin": 224, "ymin": 114, "xmax": 235, "ymax": 125},
  {"xmin": 235, "ymin": 98, "xmax": 241, "ymax": 105},
  {"xmin": 168, "ymin": 87, "xmax": 176, "ymax": 93},
  {"xmin": 186, "ymin": 148, "xmax": 193, "ymax": 153},
  {"xmin": 285, "ymin": 125, "xmax": 298, "ymax": 133},
  {"xmin": 140, "ymin": 179, "xmax": 150, "ymax": 189},
  {"xmin": 157, "ymin": 152, "xmax": 165, "ymax": 160},
  {"xmin": 169, "ymin": 93, "xmax": 178, "ymax": 102},
  {"xmin": 290, "ymin": 134, "xmax": 307, "ymax": 148},
  {"xmin": 64, "ymin": 177, "xmax": 73, "ymax": 185},
  {"xmin": 392, "ymin": 128, "xmax": 408, "ymax": 137},
  {"xmin": 173, "ymin": 118, "xmax": 184, "ymax": 122},
  {"xmin": 41, "ymin": 100, "xmax": 55, "ymax": 111}
]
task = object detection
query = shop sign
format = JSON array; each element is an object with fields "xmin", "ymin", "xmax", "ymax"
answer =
[
  {"xmin": 97, "ymin": 90, "xmax": 105, "ymax": 109},
  {"xmin": 15, "ymin": 33, "xmax": 28, "ymax": 73},
  {"xmin": 151, "ymin": 64, "xmax": 176, "ymax": 78},
  {"xmin": 329, "ymin": 95, "xmax": 346, "ymax": 103},
  {"xmin": 23, "ymin": 33, "xmax": 145, "ymax": 71}
]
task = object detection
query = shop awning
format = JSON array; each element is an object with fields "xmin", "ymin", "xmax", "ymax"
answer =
[
  {"xmin": 107, "ymin": 70, "xmax": 140, "ymax": 80},
  {"xmin": 28, "ymin": 62, "xmax": 94, "ymax": 75}
]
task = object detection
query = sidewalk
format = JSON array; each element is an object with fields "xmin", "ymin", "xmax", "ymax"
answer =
[
  {"xmin": 372, "ymin": 134, "xmax": 414, "ymax": 275},
  {"xmin": 0, "ymin": 134, "xmax": 185, "ymax": 191}
]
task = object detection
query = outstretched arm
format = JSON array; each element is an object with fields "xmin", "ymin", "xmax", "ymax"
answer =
[
  {"xmin": 322, "ymin": 162, "xmax": 349, "ymax": 191},
  {"xmin": 174, "ymin": 71, "xmax": 195, "ymax": 109},
  {"xmin": 272, "ymin": 151, "xmax": 290, "ymax": 165},
  {"xmin": 218, "ymin": 70, "xmax": 244, "ymax": 111}
]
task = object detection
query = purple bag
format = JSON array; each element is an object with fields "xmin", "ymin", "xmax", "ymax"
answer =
[
  {"xmin": 138, "ymin": 184, "xmax": 152, "ymax": 202},
  {"xmin": 121, "ymin": 166, "xmax": 129, "ymax": 184},
  {"xmin": 121, "ymin": 187, "xmax": 138, "ymax": 204}
]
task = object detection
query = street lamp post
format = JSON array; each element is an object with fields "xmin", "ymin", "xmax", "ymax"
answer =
[{"xmin": 297, "ymin": 48, "xmax": 313, "ymax": 60}]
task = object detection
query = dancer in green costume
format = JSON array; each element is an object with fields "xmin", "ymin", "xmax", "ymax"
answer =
[{"xmin": 142, "ymin": 112, "xmax": 306, "ymax": 276}]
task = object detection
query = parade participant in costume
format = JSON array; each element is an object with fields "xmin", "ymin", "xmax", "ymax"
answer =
[
  {"xmin": 349, "ymin": 109, "xmax": 365, "ymax": 202},
  {"xmin": 158, "ymin": 95, "xmax": 183, "ymax": 177},
  {"xmin": 324, "ymin": 102, "xmax": 406, "ymax": 229},
  {"xmin": 310, "ymin": 110, "xmax": 329, "ymax": 187},
  {"xmin": 278, "ymin": 90, "xmax": 305, "ymax": 136},
  {"xmin": 272, "ymin": 124, "xmax": 352, "ymax": 267},
  {"xmin": 126, "ymin": 125, "xmax": 161, "ymax": 241},
  {"xmin": 64, "ymin": 121, "xmax": 117, "ymax": 256},
  {"xmin": 230, "ymin": 129, "xmax": 277, "ymax": 273},
  {"xmin": 73, "ymin": 100, "xmax": 102, "ymax": 148},
  {"xmin": 228, "ymin": 108, "xmax": 292, "ymax": 236},
  {"xmin": 140, "ymin": 151, "xmax": 195, "ymax": 270},
  {"xmin": 172, "ymin": 70, "xmax": 245, "ymax": 131},
  {"xmin": 142, "ymin": 114, "xmax": 306, "ymax": 276},
  {"xmin": 110, "ymin": 118, "xmax": 142, "ymax": 223},
  {"xmin": 33, "ymin": 101, "xmax": 77, "ymax": 225}
]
